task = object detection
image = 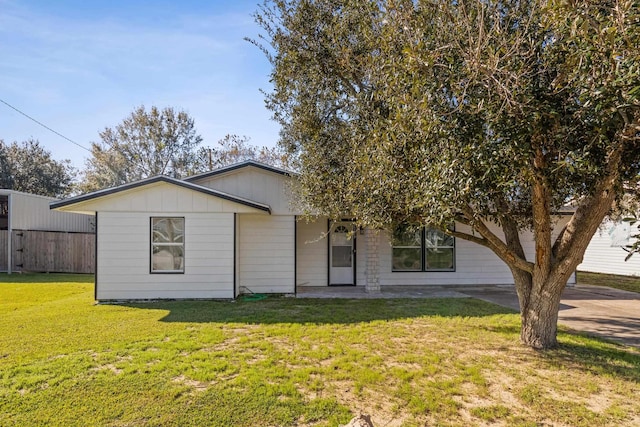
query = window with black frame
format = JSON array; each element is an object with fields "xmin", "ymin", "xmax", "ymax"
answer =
[
  {"xmin": 392, "ymin": 225, "xmax": 455, "ymax": 272},
  {"xmin": 392, "ymin": 225, "xmax": 423, "ymax": 271},
  {"xmin": 151, "ymin": 217, "xmax": 185, "ymax": 273}
]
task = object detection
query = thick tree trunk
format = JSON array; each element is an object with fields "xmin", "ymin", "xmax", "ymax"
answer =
[
  {"xmin": 521, "ymin": 301, "xmax": 561, "ymax": 349},
  {"xmin": 519, "ymin": 285, "xmax": 562, "ymax": 349},
  {"xmin": 513, "ymin": 271, "xmax": 570, "ymax": 349},
  {"xmin": 456, "ymin": 141, "xmax": 622, "ymax": 350}
]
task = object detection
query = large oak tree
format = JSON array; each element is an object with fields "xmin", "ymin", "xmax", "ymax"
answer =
[
  {"xmin": 80, "ymin": 107, "xmax": 289, "ymax": 192},
  {"xmin": 80, "ymin": 106, "xmax": 203, "ymax": 192},
  {"xmin": 0, "ymin": 139, "xmax": 74, "ymax": 198},
  {"xmin": 255, "ymin": 0, "xmax": 640, "ymax": 348}
]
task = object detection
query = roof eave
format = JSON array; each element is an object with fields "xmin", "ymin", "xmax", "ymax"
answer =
[{"xmin": 184, "ymin": 160, "xmax": 297, "ymax": 182}]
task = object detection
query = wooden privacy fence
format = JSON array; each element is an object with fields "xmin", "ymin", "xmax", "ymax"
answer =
[
  {"xmin": 0, "ymin": 230, "xmax": 95, "ymax": 274},
  {"xmin": 0, "ymin": 231, "xmax": 7, "ymax": 271}
]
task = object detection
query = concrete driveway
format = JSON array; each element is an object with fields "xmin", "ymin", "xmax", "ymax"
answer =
[
  {"xmin": 297, "ymin": 284, "xmax": 640, "ymax": 347},
  {"xmin": 461, "ymin": 284, "xmax": 640, "ymax": 347}
]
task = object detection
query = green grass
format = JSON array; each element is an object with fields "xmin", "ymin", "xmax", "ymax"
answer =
[
  {"xmin": 1, "ymin": 274, "xmax": 639, "ymax": 426},
  {"xmin": 577, "ymin": 271, "xmax": 640, "ymax": 293}
]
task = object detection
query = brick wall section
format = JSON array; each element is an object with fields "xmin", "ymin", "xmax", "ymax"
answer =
[{"xmin": 365, "ymin": 229, "xmax": 381, "ymax": 292}]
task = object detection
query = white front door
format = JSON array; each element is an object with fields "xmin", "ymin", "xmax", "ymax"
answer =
[{"xmin": 329, "ymin": 221, "xmax": 355, "ymax": 285}]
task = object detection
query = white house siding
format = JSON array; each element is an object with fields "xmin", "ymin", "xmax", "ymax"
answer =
[
  {"xmin": 296, "ymin": 218, "xmax": 329, "ymax": 287},
  {"xmin": 97, "ymin": 211, "xmax": 235, "ymax": 300},
  {"xmin": 579, "ymin": 220, "xmax": 640, "ymax": 276},
  {"xmin": 4, "ymin": 191, "xmax": 93, "ymax": 232},
  {"xmin": 377, "ymin": 224, "xmax": 515, "ymax": 285},
  {"xmin": 296, "ymin": 218, "xmax": 368, "ymax": 287},
  {"xmin": 59, "ymin": 182, "xmax": 263, "ymax": 216},
  {"xmin": 191, "ymin": 167, "xmax": 295, "ymax": 215},
  {"xmin": 372, "ymin": 219, "xmax": 576, "ymax": 286},
  {"xmin": 237, "ymin": 214, "xmax": 295, "ymax": 293},
  {"xmin": 294, "ymin": 218, "xmax": 579, "ymax": 287}
]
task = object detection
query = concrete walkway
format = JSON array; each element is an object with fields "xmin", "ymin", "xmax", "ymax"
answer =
[{"xmin": 297, "ymin": 284, "xmax": 640, "ymax": 347}]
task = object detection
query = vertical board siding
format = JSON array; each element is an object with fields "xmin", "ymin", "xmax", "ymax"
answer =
[
  {"xmin": 238, "ymin": 214, "xmax": 295, "ymax": 293},
  {"xmin": 579, "ymin": 220, "xmax": 640, "ymax": 276},
  {"xmin": 296, "ymin": 218, "xmax": 328, "ymax": 287},
  {"xmin": 96, "ymin": 212, "xmax": 235, "ymax": 300},
  {"xmin": 9, "ymin": 192, "xmax": 93, "ymax": 232},
  {"xmin": 0, "ymin": 230, "xmax": 8, "ymax": 271}
]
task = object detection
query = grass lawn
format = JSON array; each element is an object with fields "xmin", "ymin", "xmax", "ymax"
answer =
[
  {"xmin": 1, "ymin": 274, "xmax": 639, "ymax": 426},
  {"xmin": 577, "ymin": 271, "xmax": 640, "ymax": 294}
]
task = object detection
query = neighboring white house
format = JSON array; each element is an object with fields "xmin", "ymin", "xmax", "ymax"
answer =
[
  {"xmin": 579, "ymin": 220, "xmax": 640, "ymax": 276},
  {"xmin": 51, "ymin": 160, "xmax": 576, "ymax": 301},
  {"xmin": 0, "ymin": 189, "xmax": 94, "ymax": 273}
]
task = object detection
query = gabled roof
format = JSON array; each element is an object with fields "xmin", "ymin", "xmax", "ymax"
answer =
[
  {"xmin": 184, "ymin": 160, "xmax": 296, "ymax": 182},
  {"xmin": 50, "ymin": 175, "xmax": 271, "ymax": 213}
]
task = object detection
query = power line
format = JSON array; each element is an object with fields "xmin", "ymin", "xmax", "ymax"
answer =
[{"xmin": 0, "ymin": 98, "xmax": 92, "ymax": 152}]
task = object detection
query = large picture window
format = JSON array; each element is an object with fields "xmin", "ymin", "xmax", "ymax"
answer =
[
  {"xmin": 151, "ymin": 217, "xmax": 185, "ymax": 273},
  {"xmin": 392, "ymin": 226, "xmax": 423, "ymax": 271},
  {"xmin": 392, "ymin": 225, "xmax": 455, "ymax": 272}
]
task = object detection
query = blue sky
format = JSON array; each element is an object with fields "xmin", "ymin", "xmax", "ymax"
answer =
[{"xmin": 0, "ymin": 0, "xmax": 280, "ymax": 169}]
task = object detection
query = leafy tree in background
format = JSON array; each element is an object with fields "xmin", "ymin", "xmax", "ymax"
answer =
[
  {"xmin": 80, "ymin": 107, "xmax": 289, "ymax": 192},
  {"xmin": 80, "ymin": 106, "xmax": 203, "ymax": 192},
  {"xmin": 255, "ymin": 0, "xmax": 640, "ymax": 348},
  {"xmin": 195, "ymin": 134, "xmax": 291, "ymax": 171},
  {"xmin": 0, "ymin": 139, "xmax": 74, "ymax": 197}
]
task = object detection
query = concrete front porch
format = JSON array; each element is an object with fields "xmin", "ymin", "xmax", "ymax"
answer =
[{"xmin": 295, "ymin": 285, "xmax": 492, "ymax": 300}]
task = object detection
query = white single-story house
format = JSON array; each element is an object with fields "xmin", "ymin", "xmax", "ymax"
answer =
[
  {"xmin": 579, "ymin": 220, "xmax": 640, "ymax": 276},
  {"xmin": 51, "ymin": 160, "xmax": 575, "ymax": 300}
]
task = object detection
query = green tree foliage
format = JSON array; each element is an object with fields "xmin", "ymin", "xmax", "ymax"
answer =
[
  {"xmin": 0, "ymin": 139, "xmax": 74, "ymax": 197},
  {"xmin": 195, "ymin": 134, "xmax": 291, "ymax": 171},
  {"xmin": 255, "ymin": 0, "xmax": 640, "ymax": 348},
  {"xmin": 80, "ymin": 107, "xmax": 289, "ymax": 192},
  {"xmin": 80, "ymin": 106, "xmax": 203, "ymax": 192}
]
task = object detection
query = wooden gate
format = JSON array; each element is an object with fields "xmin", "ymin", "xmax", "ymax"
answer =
[
  {"xmin": 9, "ymin": 230, "xmax": 95, "ymax": 273},
  {"xmin": 0, "ymin": 230, "xmax": 7, "ymax": 271}
]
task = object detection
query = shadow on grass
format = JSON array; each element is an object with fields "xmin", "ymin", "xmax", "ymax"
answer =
[
  {"xmin": 119, "ymin": 297, "xmax": 640, "ymax": 382},
  {"xmin": 548, "ymin": 337, "xmax": 640, "ymax": 383},
  {"xmin": 576, "ymin": 271, "xmax": 640, "ymax": 294},
  {"xmin": 120, "ymin": 297, "xmax": 516, "ymax": 325}
]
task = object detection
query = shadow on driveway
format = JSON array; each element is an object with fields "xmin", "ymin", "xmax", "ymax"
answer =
[{"xmin": 459, "ymin": 284, "xmax": 640, "ymax": 348}]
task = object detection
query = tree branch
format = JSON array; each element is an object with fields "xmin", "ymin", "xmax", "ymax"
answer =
[
  {"xmin": 531, "ymin": 145, "xmax": 553, "ymax": 281},
  {"xmin": 552, "ymin": 140, "xmax": 627, "ymax": 271},
  {"xmin": 457, "ymin": 205, "xmax": 534, "ymax": 274}
]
